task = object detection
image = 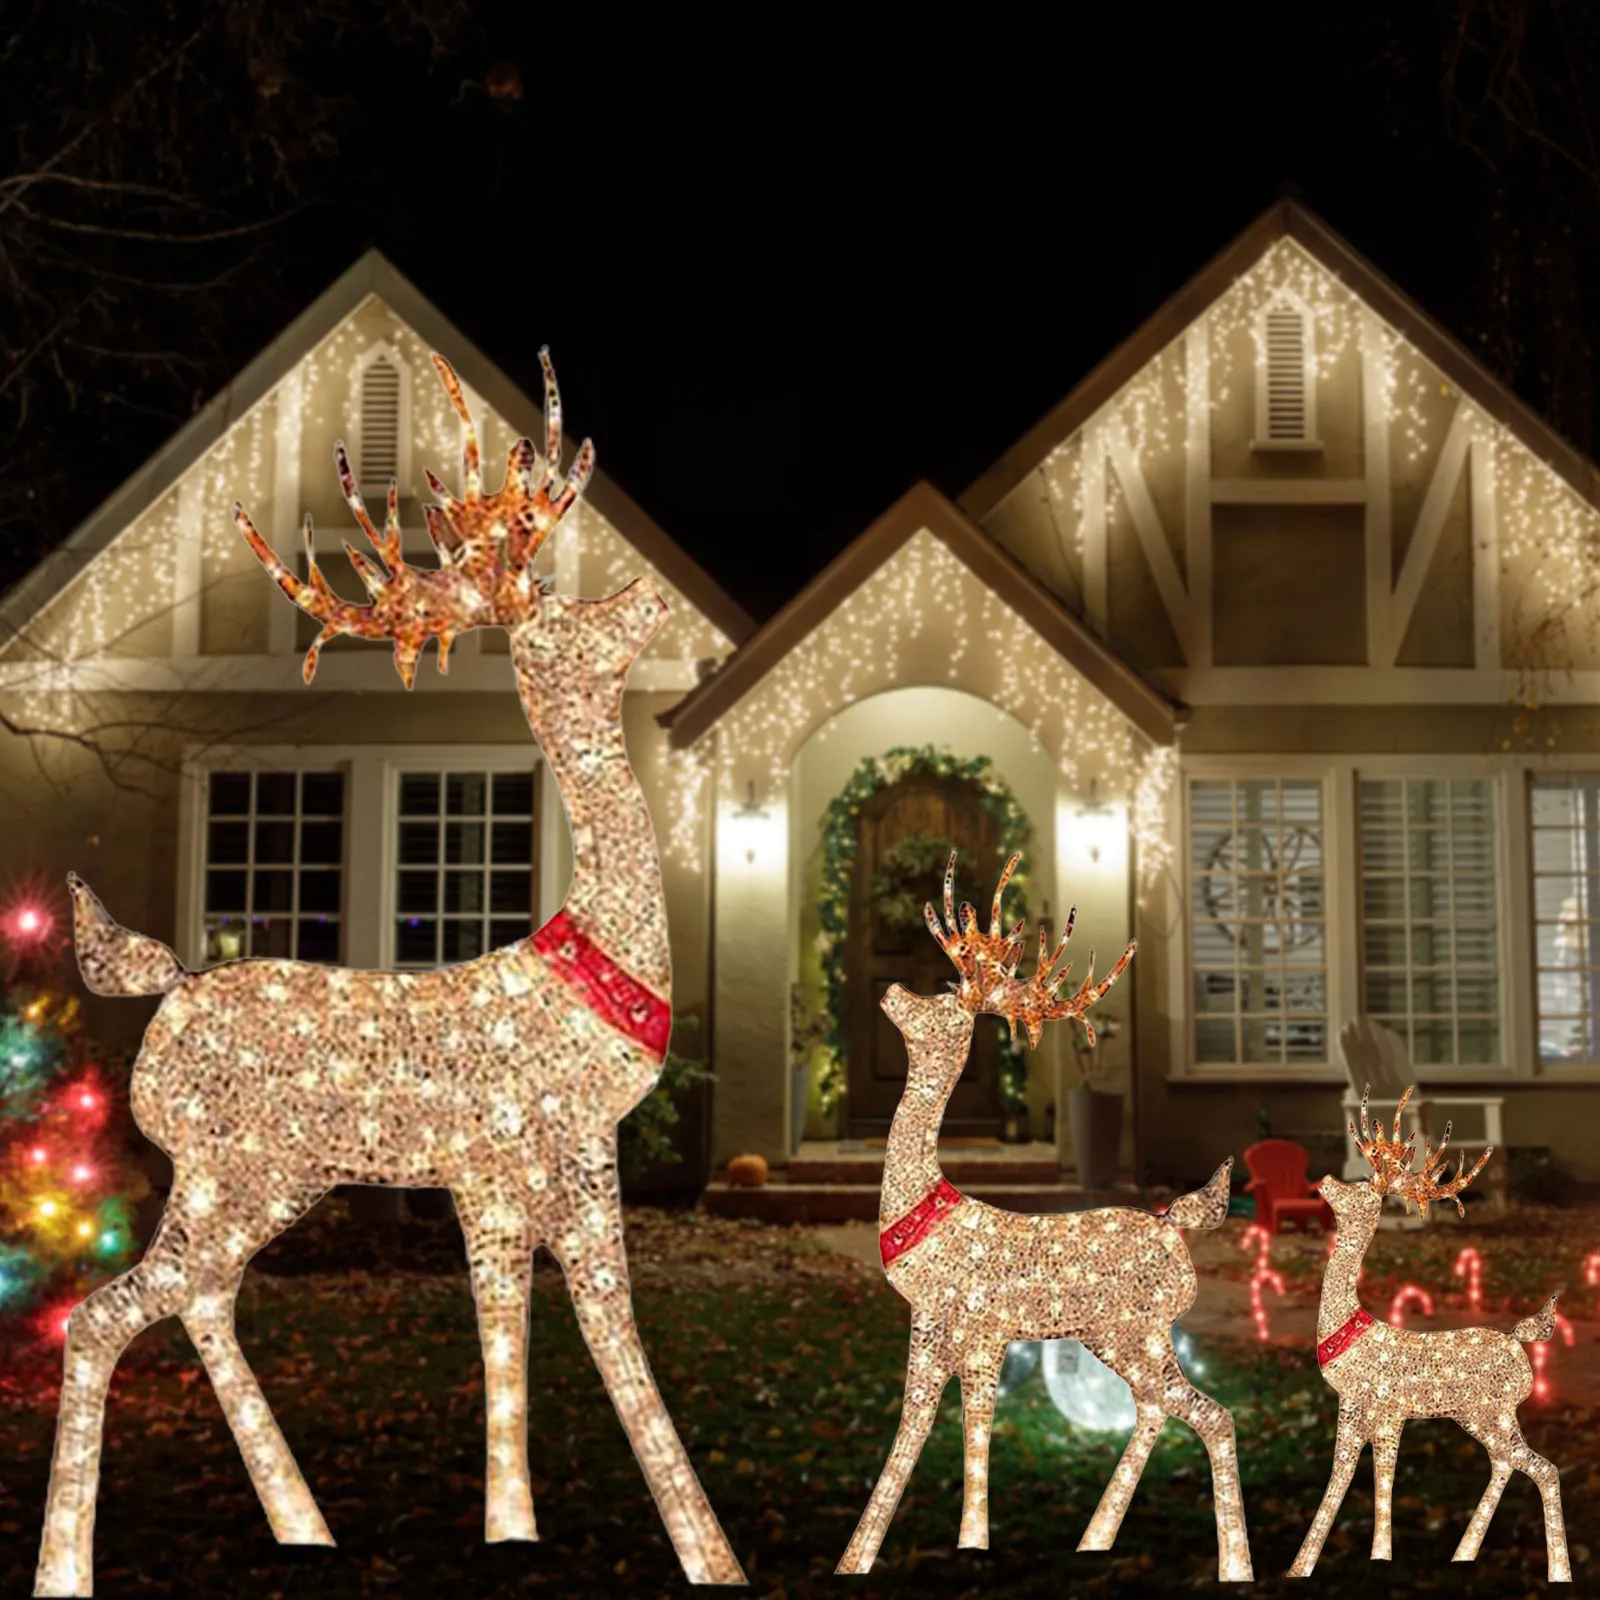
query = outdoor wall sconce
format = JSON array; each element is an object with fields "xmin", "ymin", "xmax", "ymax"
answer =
[
  {"xmin": 731, "ymin": 779, "xmax": 769, "ymax": 865},
  {"xmin": 1074, "ymin": 778, "xmax": 1118, "ymax": 867}
]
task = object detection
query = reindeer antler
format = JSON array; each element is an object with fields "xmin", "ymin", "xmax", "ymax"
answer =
[
  {"xmin": 1350, "ymin": 1083, "xmax": 1494, "ymax": 1217},
  {"xmin": 239, "ymin": 348, "xmax": 595, "ymax": 688},
  {"xmin": 924, "ymin": 851, "xmax": 1136, "ymax": 1048}
]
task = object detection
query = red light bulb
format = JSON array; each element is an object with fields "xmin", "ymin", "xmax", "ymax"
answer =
[
  {"xmin": 29, "ymin": 1146, "xmax": 47, "ymax": 1165},
  {"xmin": 17, "ymin": 909, "xmax": 39, "ymax": 933},
  {"xmin": 77, "ymin": 1092, "xmax": 96, "ymax": 1110},
  {"xmin": 71, "ymin": 1164, "xmax": 92, "ymax": 1183}
]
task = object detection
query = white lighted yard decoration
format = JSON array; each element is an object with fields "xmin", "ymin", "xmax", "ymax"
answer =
[
  {"xmin": 1290, "ymin": 1087, "xmax": 1568, "ymax": 1581},
  {"xmin": 836, "ymin": 853, "xmax": 1252, "ymax": 1581},
  {"xmin": 998, "ymin": 1325, "xmax": 1204, "ymax": 1433},
  {"xmin": 34, "ymin": 353, "xmax": 746, "ymax": 1595}
]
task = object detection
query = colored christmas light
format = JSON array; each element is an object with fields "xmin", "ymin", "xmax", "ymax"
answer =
[
  {"xmin": 1239, "ymin": 1221, "xmax": 1285, "ymax": 1342},
  {"xmin": 1387, "ymin": 1283, "xmax": 1434, "ymax": 1327},
  {"xmin": 1452, "ymin": 1246, "xmax": 1483, "ymax": 1312}
]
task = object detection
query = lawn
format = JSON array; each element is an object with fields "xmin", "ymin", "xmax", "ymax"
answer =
[{"xmin": 0, "ymin": 1203, "xmax": 1590, "ymax": 1597}]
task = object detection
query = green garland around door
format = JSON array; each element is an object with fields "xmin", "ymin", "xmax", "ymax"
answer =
[{"xmin": 812, "ymin": 746, "xmax": 1034, "ymax": 1118}]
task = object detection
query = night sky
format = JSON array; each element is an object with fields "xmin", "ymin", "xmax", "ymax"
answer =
[{"xmin": 6, "ymin": 3, "xmax": 1598, "ymax": 622}]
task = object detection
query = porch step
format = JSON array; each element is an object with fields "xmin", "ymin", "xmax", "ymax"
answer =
[
  {"xmin": 702, "ymin": 1179, "xmax": 1146, "ymax": 1225},
  {"xmin": 787, "ymin": 1155, "xmax": 1062, "ymax": 1187}
]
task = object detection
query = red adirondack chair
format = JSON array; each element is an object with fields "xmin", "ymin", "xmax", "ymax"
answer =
[{"xmin": 1244, "ymin": 1139, "xmax": 1334, "ymax": 1235}]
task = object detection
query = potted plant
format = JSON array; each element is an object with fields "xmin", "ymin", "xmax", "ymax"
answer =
[{"xmin": 1066, "ymin": 1015, "xmax": 1123, "ymax": 1188}]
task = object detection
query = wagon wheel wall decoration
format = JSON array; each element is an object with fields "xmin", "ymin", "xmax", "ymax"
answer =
[{"xmin": 1201, "ymin": 823, "xmax": 1325, "ymax": 954}]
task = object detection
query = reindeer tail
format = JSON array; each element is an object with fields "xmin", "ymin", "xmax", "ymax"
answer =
[
  {"xmin": 1513, "ymin": 1291, "xmax": 1560, "ymax": 1344},
  {"xmin": 1164, "ymin": 1157, "xmax": 1234, "ymax": 1231},
  {"xmin": 68, "ymin": 873, "xmax": 187, "ymax": 997}
]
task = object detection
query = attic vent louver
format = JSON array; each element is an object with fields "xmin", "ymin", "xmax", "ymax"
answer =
[
  {"xmin": 360, "ymin": 357, "xmax": 402, "ymax": 488},
  {"xmin": 1265, "ymin": 306, "xmax": 1308, "ymax": 441}
]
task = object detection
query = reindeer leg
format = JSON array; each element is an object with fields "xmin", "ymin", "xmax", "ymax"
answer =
[
  {"xmin": 1519, "ymin": 1446, "xmax": 1571, "ymax": 1583},
  {"xmin": 177, "ymin": 1175, "xmax": 334, "ymax": 1550},
  {"xmin": 36, "ymin": 1172, "xmax": 237, "ymax": 1597},
  {"xmin": 837, "ymin": 1315, "xmax": 949, "ymax": 1575},
  {"xmin": 1370, "ymin": 1420, "xmax": 1402, "ymax": 1560},
  {"xmin": 453, "ymin": 1183, "xmax": 540, "ymax": 1542},
  {"xmin": 1151, "ymin": 1351, "xmax": 1253, "ymax": 1581},
  {"xmin": 957, "ymin": 1342, "xmax": 1004, "ymax": 1550},
  {"xmin": 1289, "ymin": 1407, "xmax": 1366, "ymax": 1578},
  {"xmin": 548, "ymin": 1161, "xmax": 745, "ymax": 1584},
  {"xmin": 1077, "ymin": 1386, "xmax": 1165, "ymax": 1556},
  {"xmin": 1451, "ymin": 1450, "xmax": 1510, "ymax": 1564}
]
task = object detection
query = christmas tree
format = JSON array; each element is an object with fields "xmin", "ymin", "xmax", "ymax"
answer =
[{"xmin": 0, "ymin": 891, "xmax": 144, "ymax": 1343}]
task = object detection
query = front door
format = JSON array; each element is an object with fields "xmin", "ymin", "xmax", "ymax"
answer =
[{"xmin": 846, "ymin": 775, "xmax": 1002, "ymax": 1137}]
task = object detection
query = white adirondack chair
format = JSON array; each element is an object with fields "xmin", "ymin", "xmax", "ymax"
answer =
[{"xmin": 1338, "ymin": 1018, "xmax": 1507, "ymax": 1215}]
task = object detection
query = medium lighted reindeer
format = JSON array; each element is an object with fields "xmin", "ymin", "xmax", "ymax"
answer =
[
  {"xmin": 35, "ymin": 353, "xmax": 745, "ymax": 1595},
  {"xmin": 837, "ymin": 854, "xmax": 1253, "ymax": 1581},
  {"xmin": 1290, "ymin": 1086, "xmax": 1568, "ymax": 1581}
]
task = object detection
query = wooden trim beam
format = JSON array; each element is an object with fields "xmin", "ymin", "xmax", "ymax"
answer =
[
  {"xmin": 1384, "ymin": 402, "xmax": 1473, "ymax": 667},
  {"xmin": 1105, "ymin": 415, "xmax": 1190, "ymax": 657},
  {"xmin": 1210, "ymin": 478, "xmax": 1368, "ymax": 504},
  {"xmin": 0, "ymin": 651, "xmax": 700, "ymax": 694}
]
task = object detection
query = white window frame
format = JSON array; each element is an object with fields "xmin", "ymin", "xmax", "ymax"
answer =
[
  {"xmin": 193, "ymin": 762, "xmax": 349, "ymax": 966},
  {"xmin": 178, "ymin": 744, "xmax": 560, "ymax": 973},
  {"xmin": 379, "ymin": 751, "xmax": 547, "ymax": 969},
  {"xmin": 350, "ymin": 341, "xmax": 414, "ymax": 497},
  {"xmin": 1521, "ymin": 763, "xmax": 1600, "ymax": 1077},
  {"xmin": 1170, "ymin": 754, "xmax": 1528, "ymax": 1084},
  {"xmin": 1252, "ymin": 292, "xmax": 1321, "ymax": 452},
  {"xmin": 1355, "ymin": 773, "xmax": 1502, "ymax": 1069}
]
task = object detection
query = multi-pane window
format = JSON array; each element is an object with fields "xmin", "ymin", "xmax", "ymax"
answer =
[
  {"xmin": 1190, "ymin": 778, "xmax": 1327, "ymax": 1064},
  {"xmin": 1358, "ymin": 778, "xmax": 1498, "ymax": 1065},
  {"xmin": 203, "ymin": 770, "xmax": 344, "ymax": 963},
  {"xmin": 393, "ymin": 769, "xmax": 537, "ymax": 967},
  {"xmin": 1531, "ymin": 776, "xmax": 1600, "ymax": 1065}
]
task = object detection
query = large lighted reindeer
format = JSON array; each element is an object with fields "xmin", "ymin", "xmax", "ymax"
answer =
[
  {"xmin": 837, "ymin": 854, "xmax": 1253, "ymax": 1581},
  {"xmin": 35, "ymin": 353, "xmax": 745, "ymax": 1595},
  {"xmin": 1290, "ymin": 1086, "xmax": 1568, "ymax": 1580}
]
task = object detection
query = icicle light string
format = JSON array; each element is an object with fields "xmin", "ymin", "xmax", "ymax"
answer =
[
  {"xmin": 1033, "ymin": 238, "xmax": 1600, "ymax": 675},
  {"xmin": 9, "ymin": 305, "xmax": 729, "ymax": 737},
  {"xmin": 662, "ymin": 530, "xmax": 1174, "ymax": 879}
]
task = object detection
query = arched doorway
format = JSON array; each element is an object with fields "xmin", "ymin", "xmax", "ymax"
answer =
[{"xmin": 847, "ymin": 772, "xmax": 1003, "ymax": 1135}]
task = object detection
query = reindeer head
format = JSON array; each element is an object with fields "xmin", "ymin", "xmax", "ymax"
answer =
[
  {"xmin": 1320, "ymin": 1084, "xmax": 1493, "ymax": 1227},
  {"xmin": 238, "ymin": 351, "xmax": 666, "ymax": 690},
  {"xmin": 884, "ymin": 852, "xmax": 1135, "ymax": 1093}
]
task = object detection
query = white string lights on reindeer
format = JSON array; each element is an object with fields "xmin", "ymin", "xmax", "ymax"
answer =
[
  {"xmin": 836, "ymin": 853, "xmax": 1252, "ymax": 1581},
  {"xmin": 1291, "ymin": 1085, "xmax": 1569, "ymax": 1582},
  {"xmin": 34, "ymin": 352, "xmax": 745, "ymax": 1597}
]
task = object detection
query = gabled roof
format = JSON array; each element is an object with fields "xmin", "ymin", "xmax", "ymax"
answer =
[
  {"xmin": 661, "ymin": 480, "xmax": 1183, "ymax": 749},
  {"xmin": 960, "ymin": 199, "xmax": 1600, "ymax": 524},
  {"xmin": 0, "ymin": 250, "xmax": 755, "ymax": 650}
]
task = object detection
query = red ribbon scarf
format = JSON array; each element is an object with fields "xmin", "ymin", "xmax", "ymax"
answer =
[
  {"xmin": 879, "ymin": 1178, "xmax": 964, "ymax": 1267},
  {"xmin": 531, "ymin": 909, "xmax": 672, "ymax": 1062},
  {"xmin": 1316, "ymin": 1307, "xmax": 1376, "ymax": 1368}
]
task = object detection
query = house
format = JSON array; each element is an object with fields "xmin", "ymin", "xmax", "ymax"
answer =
[{"xmin": 7, "ymin": 203, "xmax": 1600, "ymax": 1205}]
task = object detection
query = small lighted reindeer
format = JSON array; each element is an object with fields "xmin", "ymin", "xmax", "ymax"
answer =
[
  {"xmin": 837, "ymin": 854, "xmax": 1253, "ymax": 1581},
  {"xmin": 1290, "ymin": 1086, "xmax": 1568, "ymax": 1581},
  {"xmin": 35, "ymin": 353, "xmax": 744, "ymax": 1594}
]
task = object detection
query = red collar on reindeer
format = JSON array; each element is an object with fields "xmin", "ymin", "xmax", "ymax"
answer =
[
  {"xmin": 1316, "ymin": 1307, "xmax": 1376, "ymax": 1368},
  {"xmin": 532, "ymin": 910, "xmax": 672, "ymax": 1062},
  {"xmin": 879, "ymin": 1179, "xmax": 964, "ymax": 1267}
]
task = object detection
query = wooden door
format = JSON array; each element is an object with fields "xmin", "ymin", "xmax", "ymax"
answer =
[{"xmin": 846, "ymin": 776, "xmax": 1002, "ymax": 1137}]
